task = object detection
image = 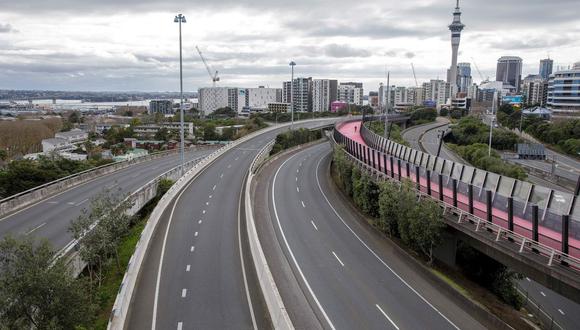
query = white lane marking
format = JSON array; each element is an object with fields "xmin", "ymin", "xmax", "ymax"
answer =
[
  {"xmin": 26, "ymin": 222, "xmax": 46, "ymax": 235},
  {"xmin": 297, "ymin": 168, "xmax": 300, "ymax": 173},
  {"xmin": 295, "ymin": 177, "xmax": 298, "ymax": 182},
  {"xmin": 206, "ymin": 201, "xmax": 209, "ymax": 205},
  {"xmin": 177, "ymin": 322, "xmax": 183, "ymax": 330},
  {"xmin": 67, "ymin": 202, "xmax": 75, "ymax": 205},
  {"xmin": 186, "ymin": 265, "xmax": 191, "ymax": 272},
  {"xmin": 220, "ymin": 173, "xmax": 224, "ymax": 178},
  {"xmin": 202, "ymin": 210, "xmax": 206, "ymax": 214},
  {"xmin": 75, "ymin": 198, "xmax": 89, "ymax": 206},
  {"xmin": 209, "ymin": 195, "xmax": 212, "ymax": 199},
  {"xmin": 181, "ymin": 289, "xmax": 187, "ymax": 298},
  {"xmin": 540, "ymin": 291, "xmax": 546, "ymax": 297},
  {"xmin": 235, "ymin": 157, "xmax": 239, "ymax": 161},
  {"xmin": 227, "ymin": 164, "xmax": 232, "ymax": 169},
  {"xmin": 376, "ymin": 304, "xmax": 400, "ymax": 330},
  {"xmin": 311, "ymin": 220, "xmax": 319, "ymax": 231},
  {"xmin": 190, "ymin": 246, "xmax": 195, "ymax": 252},
  {"xmin": 314, "ymin": 152, "xmax": 460, "ymax": 330},
  {"xmin": 558, "ymin": 309, "xmax": 565, "ymax": 315},
  {"xmin": 194, "ymin": 231, "xmax": 198, "ymax": 237},
  {"xmin": 212, "ymin": 185, "xmax": 216, "ymax": 190},
  {"xmin": 272, "ymin": 153, "xmax": 336, "ymax": 330},
  {"xmin": 198, "ymin": 220, "xmax": 202, "ymax": 224},
  {"xmin": 526, "ymin": 277, "xmax": 531, "ymax": 282},
  {"xmin": 153, "ymin": 172, "xmax": 200, "ymax": 330},
  {"xmin": 297, "ymin": 187, "xmax": 300, "ymax": 192},
  {"xmin": 332, "ymin": 251, "xmax": 345, "ymax": 267},
  {"xmin": 46, "ymin": 201, "xmax": 59, "ymax": 204},
  {"xmin": 108, "ymin": 183, "xmax": 118, "ymax": 189},
  {"xmin": 301, "ymin": 201, "xmax": 306, "ymax": 208}
]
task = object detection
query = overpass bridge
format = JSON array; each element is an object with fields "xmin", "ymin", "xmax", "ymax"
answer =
[{"xmin": 333, "ymin": 117, "xmax": 580, "ymax": 303}]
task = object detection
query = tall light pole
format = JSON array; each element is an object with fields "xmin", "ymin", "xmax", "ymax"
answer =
[
  {"xmin": 384, "ymin": 71, "xmax": 390, "ymax": 137},
  {"xmin": 289, "ymin": 61, "xmax": 296, "ymax": 130},
  {"xmin": 488, "ymin": 90, "xmax": 497, "ymax": 157},
  {"xmin": 174, "ymin": 13, "xmax": 186, "ymax": 174}
]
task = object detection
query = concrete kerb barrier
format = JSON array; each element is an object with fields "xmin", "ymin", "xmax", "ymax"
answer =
[
  {"xmin": 0, "ymin": 146, "xmax": 216, "ymax": 218},
  {"xmin": 246, "ymin": 140, "xmax": 293, "ymax": 330},
  {"xmin": 107, "ymin": 118, "xmax": 337, "ymax": 330}
]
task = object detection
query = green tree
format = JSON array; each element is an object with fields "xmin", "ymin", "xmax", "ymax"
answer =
[
  {"xmin": 0, "ymin": 236, "xmax": 94, "ymax": 329},
  {"xmin": 397, "ymin": 181, "xmax": 418, "ymax": 247},
  {"xmin": 378, "ymin": 181, "xmax": 400, "ymax": 237},
  {"xmin": 213, "ymin": 107, "xmax": 237, "ymax": 118},
  {"xmin": 408, "ymin": 199, "xmax": 445, "ymax": 264}
]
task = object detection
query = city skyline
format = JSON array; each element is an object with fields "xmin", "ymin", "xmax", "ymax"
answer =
[{"xmin": 0, "ymin": 0, "xmax": 579, "ymax": 91}]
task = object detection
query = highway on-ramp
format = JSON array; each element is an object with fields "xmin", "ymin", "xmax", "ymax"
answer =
[
  {"xmin": 126, "ymin": 119, "xmax": 338, "ymax": 330},
  {"xmin": 0, "ymin": 149, "xmax": 215, "ymax": 251},
  {"xmin": 258, "ymin": 142, "xmax": 485, "ymax": 329}
]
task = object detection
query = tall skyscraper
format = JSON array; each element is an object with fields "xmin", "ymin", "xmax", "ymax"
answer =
[
  {"xmin": 539, "ymin": 58, "xmax": 554, "ymax": 80},
  {"xmin": 457, "ymin": 62, "xmax": 472, "ymax": 93},
  {"xmin": 547, "ymin": 62, "xmax": 580, "ymax": 120},
  {"xmin": 312, "ymin": 79, "xmax": 338, "ymax": 112},
  {"xmin": 496, "ymin": 56, "xmax": 523, "ymax": 93},
  {"xmin": 448, "ymin": 0, "xmax": 465, "ymax": 96}
]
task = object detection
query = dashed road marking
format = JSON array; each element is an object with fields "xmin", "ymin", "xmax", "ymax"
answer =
[
  {"xmin": 301, "ymin": 201, "xmax": 306, "ymax": 208},
  {"xmin": 206, "ymin": 201, "xmax": 209, "ymax": 205},
  {"xmin": 558, "ymin": 309, "xmax": 565, "ymax": 315},
  {"xmin": 190, "ymin": 246, "xmax": 195, "ymax": 252},
  {"xmin": 181, "ymin": 289, "xmax": 187, "ymax": 298},
  {"xmin": 198, "ymin": 220, "xmax": 202, "ymax": 224},
  {"xmin": 194, "ymin": 232, "xmax": 198, "ymax": 237},
  {"xmin": 212, "ymin": 185, "xmax": 216, "ymax": 190},
  {"xmin": 297, "ymin": 187, "xmax": 300, "ymax": 192},
  {"xmin": 220, "ymin": 173, "xmax": 224, "ymax": 178},
  {"xmin": 26, "ymin": 222, "xmax": 46, "ymax": 235},
  {"xmin": 209, "ymin": 195, "xmax": 212, "ymax": 199},
  {"xmin": 46, "ymin": 201, "xmax": 59, "ymax": 204},
  {"xmin": 186, "ymin": 265, "xmax": 191, "ymax": 272},
  {"xmin": 227, "ymin": 164, "xmax": 232, "ymax": 168},
  {"xmin": 311, "ymin": 220, "xmax": 318, "ymax": 231},
  {"xmin": 376, "ymin": 304, "xmax": 400, "ymax": 330},
  {"xmin": 332, "ymin": 251, "xmax": 345, "ymax": 267},
  {"xmin": 177, "ymin": 322, "xmax": 183, "ymax": 330},
  {"xmin": 202, "ymin": 210, "xmax": 206, "ymax": 214},
  {"xmin": 540, "ymin": 291, "xmax": 546, "ymax": 297},
  {"xmin": 75, "ymin": 199, "xmax": 89, "ymax": 206}
]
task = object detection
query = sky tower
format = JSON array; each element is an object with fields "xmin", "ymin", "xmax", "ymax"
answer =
[{"xmin": 448, "ymin": 0, "xmax": 465, "ymax": 95}]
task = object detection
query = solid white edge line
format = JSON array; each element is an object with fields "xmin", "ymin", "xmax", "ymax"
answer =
[
  {"xmin": 152, "ymin": 173, "xmax": 198, "ymax": 330},
  {"xmin": 332, "ymin": 251, "xmax": 345, "ymax": 267},
  {"xmin": 237, "ymin": 170, "xmax": 258, "ymax": 330},
  {"xmin": 376, "ymin": 304, "xmax": 400, "ymax": 330},
  {"xmin": 314, "ymin": 150, "xmax": 461, "ymax": 330},
  {"xmin": 272, "ymin": 152, "xmax": 336, "ymax": 330},
  {"xmin": 311, "ymin": 220, "xmax": 319, "ymax": 231}
]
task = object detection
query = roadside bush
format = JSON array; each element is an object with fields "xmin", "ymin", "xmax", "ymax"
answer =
[
  {"xmin": 270, "ymin": 128, "xmax": 322, "ymax": 156},
  {"xmin": 448, "ymin": 116, "xmax": 520, "ymax": 150},
  {"xmin": 449, "ymin": 143, "xmax": 527, "ymax": 180}
]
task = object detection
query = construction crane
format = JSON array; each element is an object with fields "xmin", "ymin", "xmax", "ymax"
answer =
[
  {"xmin": 410, "ymin": 63, "xmax": 419, "ymax": 87},
  {"xmin": 196, "ymin": 45, "xmax": 220, "ymax": 87},
  {"xmin": 471, "ymin": 58, "xmax": 487, "ymax": 83}
]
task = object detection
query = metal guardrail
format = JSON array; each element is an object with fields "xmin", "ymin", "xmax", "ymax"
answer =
[{"xmin": 332, "ymin": 125, "xmax": 580, "ymax": 272}]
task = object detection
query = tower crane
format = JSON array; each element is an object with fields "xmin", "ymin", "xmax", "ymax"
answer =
[
  {"xmin": 410, "ymin": 63, "xmax": 419, "ymax": 87},
  {"xmin": 471, "ymin": 58, "xmax": 487, "ymax": 83},
  {"xmin": 196, "ymin": 46, "xmax": 220, "ymax": 87}
]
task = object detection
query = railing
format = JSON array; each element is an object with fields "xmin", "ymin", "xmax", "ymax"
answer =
[{"xmin": 332, "ymin": 122, "xmax": 580, "ymax": 271}]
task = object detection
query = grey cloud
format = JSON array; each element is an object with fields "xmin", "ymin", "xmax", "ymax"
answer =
[
  {"xmin": 487, "ymin": 36, "xmax": 575, "ymax": 50},
  {"xmin": 0, "ymin": 23, "xmax": 14, "ymax": 33},
  {"xmin": 405, "ymin": 52, "xmax": 415, "ymax": 59},
  {"xmin": 324, "ymin": 44, "xmax": 371, "ymax": 58}
]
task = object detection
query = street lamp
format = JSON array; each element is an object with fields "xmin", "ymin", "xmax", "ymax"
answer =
[
  {"xmin": 289, "ymin": 61, "xmax": 296, "ymax": 130},
  {"xmin": 174, "ymin": 13, "xmax": 186, "ymax": 174}
]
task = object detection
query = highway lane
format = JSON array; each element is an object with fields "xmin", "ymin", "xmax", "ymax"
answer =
[
  {"xmin": 400, "ymin": 119, "xmax": 580, "ymax": 329},
  {"xmin": 127, "ymin": 119, "xmax": 338, "ymax": 330},
  {"xmin": 0, "ymin": 148, "xmax": 215, "ymax": 251},
  {"xmin": 267, "ymin": 142, "xmax": 484, "ymax": 329}
]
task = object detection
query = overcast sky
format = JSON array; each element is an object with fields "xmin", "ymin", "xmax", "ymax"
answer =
[{"xmin": 0, "ymin": 0, "xmax": 579, "ymax": 92}]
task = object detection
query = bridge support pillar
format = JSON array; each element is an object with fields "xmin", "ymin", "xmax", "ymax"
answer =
[
  {"xmin": 562, "ymin": 215, "xmax": 569, "ymax": 256},
  {"xmin": 415, "ymin": 166, "xmax": 420, "ymax": 190},
  {"xmin": 452, "ymin": 179, "xmax": 458, "ymax": 207},
  {"xmin": 532, "ymin": 204, "xmax": 539, "ymax": 243},
  {"xmin": 426, "ymin": 170, "xmax": 432, "ymax": 196},
  {"xmin": 468, "ymin": 184, "xmax": 474, "ymax": 214},
  {"xmin": 486, "ymin": 190, "xmax": 493, "ymax": 223},
  {"xmin": 438, "ymin": 174, "xmax": 444, "ymax": 201}
]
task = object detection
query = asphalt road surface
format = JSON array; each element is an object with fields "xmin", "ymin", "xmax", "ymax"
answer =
[
  {"xmin": 264, "ymin": 142, "xmax": 485, "ymax": 329},
  {"xmin": 0, "ymin": 148, "xmax": 215, "ymax": 251},
  {"xmin": 127, "ymin": 119, "xmax": 339, "ymax": 330}
]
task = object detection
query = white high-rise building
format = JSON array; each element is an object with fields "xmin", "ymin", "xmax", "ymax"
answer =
[
  {"xmin": 338, "ymin": 83, "xmax": 363, "ymax": 106},
  {"xmin": 547, "ymin": 62, "xmax": 580, "ymax": 119},
  {"xmin": 245, "ymin": 87, "xmax": 281, "ymax": 110},
  {"xmin": 199, "ymin": 87, "xmax": 229, "ymax": 115},
  {"xmin": 312, "ymin": 79, "xmax": 338, "ymax": 112}
]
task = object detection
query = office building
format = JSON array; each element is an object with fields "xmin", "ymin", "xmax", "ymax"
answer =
[
  {"xmin": 149, "ymin": 100, "xmax": 174, "ymax": 115},
  {"xmin": 547, "ymin": 62, "xmax": 580, "ymax": 119},
  {"xmin": 457, "ymin": 63, "xmax": 472, "ymax": 93},
  {"xmin": 312, "ymin": 79, "xmax": 338, "ymax": 112},
  {"xmin": 523, "ymin": 75, "xmax": 548, "ymax": 106},
  {"xmin": 496, "ymin": 56, "xmax": 523, "ymax": 92},
  {"xmin": 423, "ymin": 80, "xmax": 451, "ymax": 107},
  {"xmin": 447, "ymin": 0, "xmax": 465, "ymax": 96},
  {"xmin": 539, "ymin": 58, "xmax": 554, "ymax": 80},
  {"xmin": 268, "ymin": 102, "xmax": 290, "ymax": 113},
  {"xmin": 289, "ymin": 77, "xmax": 313, "ymax": 112},
  {"xmin": 407, "ymin": 87, "xmax": 424, "ymax": 106},
  {"xmin": 338, "ymin": 83, "xmax": 363, "ymax": 106},
  {"xmin": 245, "ymin": 87, "xmax": 281, "ymax": 110}
]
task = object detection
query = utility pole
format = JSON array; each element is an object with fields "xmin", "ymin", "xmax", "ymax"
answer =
[
  {"xmin": 384, "ymin": 71, "xmax": 390, "ymax": 138},
  {"xmin": 488, "ymin": 90, "xmax": 497, "ymax": 157},
  {"xmin": 174, "ymin": 13, "xmax": 186, "ymax": 174}
]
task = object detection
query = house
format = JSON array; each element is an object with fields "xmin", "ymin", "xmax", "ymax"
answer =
[
  {"xmin": 41, "ymin": 138, "xmax": 75, "ymax": 153},
  {"xmin": 54, "ymin": 129, "xmax": 88, "ymax": 144}
]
